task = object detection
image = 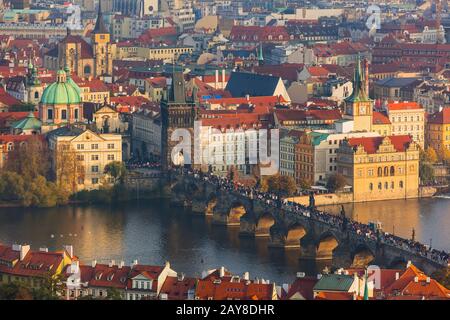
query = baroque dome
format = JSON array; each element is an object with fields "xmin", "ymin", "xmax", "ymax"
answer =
[{"xmin": 41, "ymin": 68, "xmax": 82, "ymax": 105}]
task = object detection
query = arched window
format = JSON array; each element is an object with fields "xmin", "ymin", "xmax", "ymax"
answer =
[
  {"xmin": 34, "ymin": 91, "xmax": 39, "ymax": 99},
  {"xmin": 384, "ymin": 167, "xmax": 389, "ymax": 176},
  {"xmin": 390, "ymin": 166, "xmax": 395, "ymax": 176},
  {"xmin": 377, "ymin": 167, "xmax": 382, "ymax": 177},
  {"xmin": 369, "ymin": 183, "xmax": 373, "ymax": 191},
  {"xmin": 84, "ymin": 65, "xmax": 91, "ymax": 75},
  {"xmin": 391, "ymin": 181, "xmax": 395, "ymax": 189},
  {"xmin": 385, "ymin": 182, "xmax": 389, "ymax": 189},
  {"xmin": 378, "ymin": 182, "xmax": 382, "ymax": 190},
  {"xmin": 399, "ymin": 181, "xmax": 404, "ymax": 188},
  {"xmin": 7, "ymin": 142, "xmax": 14, "ymax": 151}
]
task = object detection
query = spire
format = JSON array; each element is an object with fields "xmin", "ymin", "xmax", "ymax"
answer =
[
  {"xmin": 93, "ymin": 1, "xmax": 108, "ymax": 34},
  {"xmin": 363, "ymin": 269, "xmax": 369, "ymax": 300},
  {"xmin": 346, "ymin": 55, "xmax": 370, "ymax": 103},
  {"xmin": 258, "ymin": 43, "xmax": 264, "ymax": 65}
]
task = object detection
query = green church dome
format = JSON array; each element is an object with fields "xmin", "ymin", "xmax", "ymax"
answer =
[{"xmin": 40, "ymin": 68, "xmax": 82, "ymax": 105}]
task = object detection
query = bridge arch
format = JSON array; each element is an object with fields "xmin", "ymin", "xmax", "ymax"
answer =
[
  {"xmin": 316, "ymin": 231, "xmax": 340, "ymax": 260},
  {"xmin": 285, "ymin": 223, "xmax": 307, "ymax": 247},
  {"xmin": 351, "ymin": 244, "xmax": 375, "ymax": 267},
  {"xmin": 255, "ymin": 212, "xmax": 276, "ymax": 236},
  {"xmin": 389, "ymin": 257, "xmax": 407, "ymax": 269}
]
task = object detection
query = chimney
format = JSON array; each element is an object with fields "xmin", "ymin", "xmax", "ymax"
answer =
[
  {"xmin": 317, "ymin": 274, "xmax": 322, "ymax": 280},
  {"xmin": 165, "ymin": 261, "xmax": 171, "ymax": 269},
  {"xmin": 64, "ymin": 245, "xmax": 73, "ymax": 258},
  {"xmin": 219, "ymin": 266, "xmax": 225, "ymax": 278},
  {"xmin": 222, "ymin": 69, "xmax": 226, "ymax": 89},
  {"xmin": 406, "ymin": 261, "xmax": 412, "ymax": 268},
  {"xmin": 296, "ymin": 272, "xmax": 306, "ymax": 278},
  {"xmin": 109, "ymin": 260, "xmax": 115, "ymax": 267},
  {"xmin": 39, "ymin": 247, "xmax": 49, "ymax": 252},
  {"xmin": 414, "ymin": 276, "xmax": 419, "ymax": 283},
  {"xmin": 13, "ymin": 244, "xmax": 30, "ymax": 261},
  {"xmin": 426, "ymin": 277, "xmax": 430, "ymax": 283},
  {"xmin": 243, "ymin": 272, "xmax": 250, "ymax": 281},
  {"xmin": 178, "ymin": 272, "xmax": 185, "ymax": 281},
  {"xmin": 133, "ymin": 259, "xmax": 138, "ymax": 266},
  {"xmin": 215, "ymin": 69, "xmax": 219, "ymax": 89},
  {"xmin": 118, "ymin": 261, "xmax": 125, "ymax": 269},
  {"xmin": 245, "ymin": 94, "xmax": 250, "ymax": 101},
  {"xmin": 395, "ymin": 272, "xmax": 400, "ymax": 280},
  {"xmin": 91, "ymin": 260, "xmax": 97, "ymax": 268}
]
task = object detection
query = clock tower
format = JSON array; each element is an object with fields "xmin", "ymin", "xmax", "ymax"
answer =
[{"xmin": 345, "ymin": 57, "xmax": 373, "ymax": 132}]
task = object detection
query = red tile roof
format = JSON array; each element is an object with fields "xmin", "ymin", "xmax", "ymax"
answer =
[
  {"xmin": 347, "ymin": 135, "xmax": 413, "ymax": 154},
  {"xmin": 159, "ymin": 276, "xmax": 196, "ymax": 300},
  {"xmin": 196, "ymin": 277, "xmax": 276, "ymax": 300},
  {"xmin": 387, "ymin": 101, "xmax": 423, "ymax": 111},
  {"xmin": 285, "ymin": 276, "xmax": 318, "ymax": 300},
  {"xmin": 84, "ymin": 264, "xmax": 131, "ymax": 289},
  {"xmin": 373, "ymin": 111, "xmax": 391, "ymax": 125}
]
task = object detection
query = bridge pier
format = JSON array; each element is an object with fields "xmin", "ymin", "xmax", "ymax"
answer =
[{"xmin": 268, "ymin": 223, "xmax": 306, "ymax": 249}]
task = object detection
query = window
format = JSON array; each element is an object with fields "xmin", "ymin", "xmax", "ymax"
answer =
[
  {"xmin": 76, "ymin": 155, "xmax": 84, "ymax": 161},
  {"xmin": 74, "ymin": 109, "xmax": 79, "ymax": 120},
  {"xmin": 385, "ymin": 182, "xmax": 388, "ymax": 189},
  {"xmin": 369, "ymin": 183, "xmax": 373, "ymax": 190},
  {"xmin": 384, "ymin": 167, "xmax": 389, "ymax": 176},
  {"xmin": 47, "ymin": 109, "xmax": 53, "ymax": 120},
  {"xmin": 61, "ymin": 109, "xmax": 67, "ymax": 120},
  {"xmin": 34, "ymin": 91, "xmax": 39, "ymax": 99},
  {"xmin": 107, "ymin": 144, "xmax": 115, "ymax": 149},
  {"xmin": 77, "ymin": 144, "xmax": 84, "ymax": 150},
  {"xmin": 92, "ymin": 155, "xmax": 99, "ymax": 161},
  {"xmin": 91, "ymin": 144, "xmax": 99, "ymax": 150},
  {"xmin": 92, "ymin": 178, "xmax": 99, "ymax": 184},
  {"xmin": 390, "ymin": 166, "xmax": 395, "ymax": 176},
  {"xmin": 378, "ymin": 182, "xmax": 382, "ymax": 190},
  {"xmin": 107, "ymin": 154, "xmax": 114, "ymax": 161},
  {"xmin": 377, "ymin": 167, "xmax": 382, "ymax": 177},
  {"xmin": 399, "ymin": 181, "xmax": 404, "ymax": 188},
  {"xmin": 92, "ymin": 166, "xmax": 99, "ymax": 173}
]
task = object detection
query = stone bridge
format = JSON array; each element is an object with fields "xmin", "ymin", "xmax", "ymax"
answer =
[{"xmin": 167, "ymin": 173, "xmax": 447, "ymax": 275}]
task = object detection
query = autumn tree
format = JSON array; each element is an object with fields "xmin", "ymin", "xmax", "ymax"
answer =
[
  {"xmin": 424, "ymin": 147, "xmax": 439, "ymax": 163},
  {"xmin": 260, "ymin": 174, "xmax": 296, "ymax": 196},
  {"xmin": 55, "ymin": 142, "xmax": 85, "ymax": 196},
  {"xmin": 5, "ymin": 135, "xmax": 50, "ymax": 180},
  {"xmin": 326, "ymin": 173, "xmax": 347, "ymax": 192}
]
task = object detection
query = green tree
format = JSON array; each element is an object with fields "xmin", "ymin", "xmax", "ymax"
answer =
[
  {"xmin": 104, "ymin": 161, "xmax": 127, "ymax": 185},
  {"xmin": 326, "ymin": 173, "xmax": 347, "ymax": 192},
  {"xmin": 0, "ymin": 282, "xmax": 33, "ymax": 300},
  {"xmin": 0, "ymin": 171, "xmax": 27, "ymax": 202},
  {"xmin": 419, "ymin": 162, "xmax": 435, "ymax": 184},
  {"xmin": 279, "ymin": 175, "xmax": 296, "ymax": 196},
  {"xmin": 31, "ymin": 273, "xmax": 65, "ymax": 300},
  {"xmin": 298, "ymin": 178, "xmax": 312, "ymax": 190},
  {"xmin": 105, "ymin": 288, "xmax": 124, "ymax": 300}
]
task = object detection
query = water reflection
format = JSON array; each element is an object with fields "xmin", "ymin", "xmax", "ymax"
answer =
[{"xmin": 0, "ymin": 197, "xmax": 448, "ymax": 284}]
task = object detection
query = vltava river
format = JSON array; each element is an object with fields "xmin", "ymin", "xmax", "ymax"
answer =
[{"xmin": 0, "ymin": 197, "xmax": 448, "ymax": 284}]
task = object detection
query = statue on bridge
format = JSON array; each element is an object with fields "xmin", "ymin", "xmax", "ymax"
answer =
[
  {"xmin": 340, "ymin": 205, "xmax": 348, "ymax": 232},
  {"xmin": 308, "ymin": 192, "xmax": 316, "ymax": 211}
]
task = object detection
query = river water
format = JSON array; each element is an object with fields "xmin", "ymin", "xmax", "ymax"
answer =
[{"xmin": 0, "ymin": 197, "xmax": 448, "ymax": 284}]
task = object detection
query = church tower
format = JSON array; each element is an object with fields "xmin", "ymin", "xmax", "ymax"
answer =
[
  {"xmin": 26, "ymin": 58, "xmax": 44, "ymax": 105},
  {"xmin": 345, "ymin": 56, "xmax": 373, "ymax": 132},
  {"xmin": 92, "ymin": 2, "xmax": 113, "ymax": 79}
]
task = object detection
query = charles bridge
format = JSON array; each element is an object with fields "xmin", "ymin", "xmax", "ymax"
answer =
[{"xmin": 164, "ymin": 171, "xmax": 448, "ymax": 275}]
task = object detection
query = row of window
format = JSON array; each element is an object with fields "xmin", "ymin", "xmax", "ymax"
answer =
[
  {"xmin": 369, "ymin": 181, "xmax": 404, "ymax": 190},
  {"xmin": 76, "ymin": 143, "xmax": 115, "ymax": 150}
]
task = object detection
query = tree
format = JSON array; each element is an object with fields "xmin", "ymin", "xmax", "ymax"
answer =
[
  {"xmin": 279, "ymin": 175, "xmax": 296, "ymax": 196},
  {"xmin": 6, "ymin": 135, "xmax": 50, "ymax": 180},
  {"xmin": 424, "ymin": 147, "xmax": 439, "ymax": 163},
  {"xmin": 326, "ymin": 173, "xmax": 347, "ymax": 192},
  {"xmin": 0, "ymin": 282, "xmax": 33, "ymax": 300},
  {"xmin": 0, "ymin": 171, "xmax": 26, "ymax": 202},
  {"xmin": 105, "ymin": 288, "xmax": 124, "ymax": 300},
  {"xmin": 31, "ymin": 273, "xmax": 65, "ymax": 300},
  {"xmin": 55, "ymin": 143, "xmax": 85, "ymax": 195},
  {"xmin": 298, "ymin": 178, "xmax": 312, "ymax": 190},
  {"xmin": 442, "ymin": 148, "xmax": 450, "ymax": 164},
  {"xmin": 419, "ymin": 162, "xmax": 435, "ymax": 184},
  {"xmin": 104, "ymin": 161, "xmax": 127, "ymax": 185}
]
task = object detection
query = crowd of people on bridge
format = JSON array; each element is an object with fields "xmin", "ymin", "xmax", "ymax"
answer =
[{"xmin": 171, "ymin": 167, "xmax": 449, "ymax": 266}]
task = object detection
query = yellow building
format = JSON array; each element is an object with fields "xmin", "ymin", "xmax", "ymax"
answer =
[
  {"xmin": 372, "ymin": 111, "xmax": 392, "ymax": 136},
  {"xmin": 47, "ymin": 127, "xmax": 122, "ymax": 191},
  {"xmin": 426, "ymin": 107, "xmax": 450, "ymax": 158},
  {"xmin": 135, "ymin": 46, "xmax": 194, "ymax": 63},
  {"xmin": 0, "ymin": 244, "xmax": 73, "ymax": 289},
  {"xmin": 386, "ymin": 101, "xmax": 425, "ymax": 149},
  {"xmin": 337, "ymin": 135, "xmax": 419, "ymax": 202}
]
